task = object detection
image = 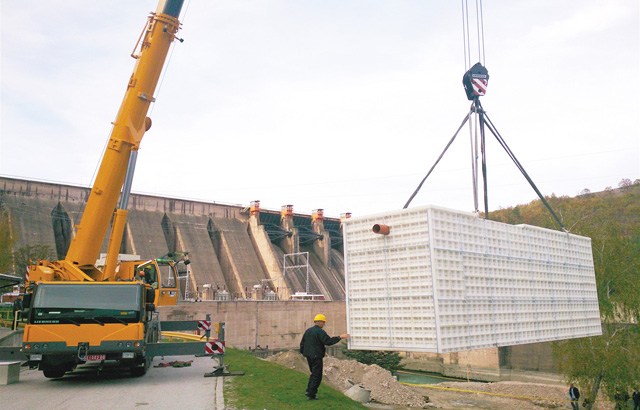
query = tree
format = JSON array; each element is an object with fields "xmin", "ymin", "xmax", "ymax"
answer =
[
  {"xmin": 552, "ymin": 222, "xmax": 640, "ymax": 408},
  {"xmin": 13, "ymin": 245, "xmax": 56, "ymax": 281},
  {"xmin": 618, "ymin": 178, "xmax": 632, "ymax": 189},
  {"xmin": 343, "ymin": 349, "xmax": 405, "ymax": 373},
  {"xmin": 0, "ymin": 210, "xmax": 16, "ymax": 273}
]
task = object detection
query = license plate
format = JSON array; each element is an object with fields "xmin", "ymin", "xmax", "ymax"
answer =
[{"xmin": 86, "ymin": 354, "xmax": 106, "ymax": 361}]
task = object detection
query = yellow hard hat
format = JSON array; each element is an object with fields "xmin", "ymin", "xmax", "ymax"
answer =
[{"xmin": 314, "ymin": 314, "xmax": 327, "ymax": 322}]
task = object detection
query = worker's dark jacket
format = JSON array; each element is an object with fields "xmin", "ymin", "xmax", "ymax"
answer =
[
  {"xmin": 300, "ymin": 325, "xmax": 341, "ymax": 358},
  {"xmin": 570, "ymin": 387, "xmax": 580, "ymax": 400}
]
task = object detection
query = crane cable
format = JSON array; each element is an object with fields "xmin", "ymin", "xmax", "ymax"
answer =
[
  {"xmin": 406, "ymin": 2, "xmax": 488, "ymax": 210},
  {"xmin": 461, "ymin": 0, "xmax": 470, "ymax": 71},
  {"xmin": 477, "ymin": 0, "xmax": 486, "ymax": 65},
  {"xmin": 461, "ymin": 0, "xmax": 486, "ymax": 70},
  {"xmin": 462, "ymin": 0, "xmax": 486, "ymax": 212}
]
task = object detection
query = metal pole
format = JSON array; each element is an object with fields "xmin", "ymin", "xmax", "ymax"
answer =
[
  {"xmin": 305, "ymin": 253, "xmax": 310, "ymax": 294},
  {"xmin": 477, "ymin": 99, "xmax": 489, "ymax": 218},
  {"xmin": 218, "ymin": 322, "xmax": 225, "ymax": 368},
  {"xmin": 12, "ymin": 310, "xmax": 20, "ymax": 330},
  {"xmin": 119, "ymin": 151, "xmax": 138, "ymax": 210},
  {"xmin": 184, "ymin": 263, "xmax": 191, "ymax": 300}
]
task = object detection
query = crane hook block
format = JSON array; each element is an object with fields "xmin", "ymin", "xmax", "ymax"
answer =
[{"xmin": 462, "ymin": 63, "xmax": 489, "ymax": 101}]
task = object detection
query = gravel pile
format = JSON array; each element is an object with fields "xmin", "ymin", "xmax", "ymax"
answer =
[{"xmin": 266, "ymin": 351, "xmax": 429, "ymax": 408}]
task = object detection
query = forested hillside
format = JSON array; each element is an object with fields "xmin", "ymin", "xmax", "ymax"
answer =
[
  {"xmin": 490, "ymin": 180, "xmax": 640, "ymax": 320},
  {"xmin": 490, "ymin": 180, "xmax": 640, "ymax": 406}
]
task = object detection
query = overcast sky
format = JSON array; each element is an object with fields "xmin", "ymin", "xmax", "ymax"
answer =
[{"xmin": 1, "ymin": 0, "xmax": 638, "ymax": 218}]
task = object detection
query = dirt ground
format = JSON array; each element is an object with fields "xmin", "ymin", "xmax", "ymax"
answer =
[
  {"xmin": 265, "ymin": 351, "xmax": 614, "ymax": 410},
  {"xmin": 411, "ymin": 381, "xmax": 612, "ymax": 410}
]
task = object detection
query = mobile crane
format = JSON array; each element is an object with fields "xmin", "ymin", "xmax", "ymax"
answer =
[{"xmin": 20, "ymin": 0, "xmax": 218, "ymax": 378}]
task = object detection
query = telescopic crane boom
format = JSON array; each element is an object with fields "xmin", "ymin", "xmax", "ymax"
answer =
[{"xmin": 29, "ymin": 0, "xmax": 184, "ymax": 282}]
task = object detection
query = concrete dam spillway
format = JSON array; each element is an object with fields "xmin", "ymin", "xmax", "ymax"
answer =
[{"xmin": 0, "ymin": 177, "xmax": 346, "ymax": 301}]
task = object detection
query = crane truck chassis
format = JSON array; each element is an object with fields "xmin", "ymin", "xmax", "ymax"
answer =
[{"xmin": 22, "ymin": 257, "xmax": 220, "ymax": 378}]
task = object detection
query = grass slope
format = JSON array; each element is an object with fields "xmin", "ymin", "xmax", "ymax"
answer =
[{"xmin": 224, "ymin": 348, "xmax": 368, "ymax": 410}]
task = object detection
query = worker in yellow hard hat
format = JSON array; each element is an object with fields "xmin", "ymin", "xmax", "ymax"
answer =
[{"xmin": 299, "ymin": 313, "xmax": 349, "ymax": 400}]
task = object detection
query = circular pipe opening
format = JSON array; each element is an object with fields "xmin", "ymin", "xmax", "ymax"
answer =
[{"xmin": 372, "ymin": 224, "xmax": 390, "ymax": 235}]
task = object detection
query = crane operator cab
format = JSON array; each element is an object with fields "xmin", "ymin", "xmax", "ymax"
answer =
[
  {"xmin": 134, "ymin": 263, "xmax": 158, "ymax": 288},
  {"xmin": 119, "ymin": 256, "xmax": 183, "ymax": 306}
]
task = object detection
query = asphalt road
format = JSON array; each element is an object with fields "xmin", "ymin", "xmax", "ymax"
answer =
[{"xmin": 1, "ymin": 355, "xmax": 222, "ymax": 410}]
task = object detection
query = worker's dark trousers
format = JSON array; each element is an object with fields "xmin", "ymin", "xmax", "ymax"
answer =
[{"xmin": 305, "ymin": 357, "xmax": 323, "ymax": 398}]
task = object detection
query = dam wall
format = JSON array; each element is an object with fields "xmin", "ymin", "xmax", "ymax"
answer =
[{"xmin": 0, "ymin": 176, "xmax": 345, "ymax": 300}]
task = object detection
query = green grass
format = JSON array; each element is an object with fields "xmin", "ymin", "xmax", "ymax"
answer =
[{"xmin": 224, "ymin": 348, "xmax": 368, "ymax": 410}]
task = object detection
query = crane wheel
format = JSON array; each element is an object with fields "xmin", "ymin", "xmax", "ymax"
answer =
[
  {"xmin": 43, "ymin": 367, "xmax": 66, "ymax": 378},
  {"xmin": 130, "ymin": 357, "xmax": 151, "ymax": 377}
]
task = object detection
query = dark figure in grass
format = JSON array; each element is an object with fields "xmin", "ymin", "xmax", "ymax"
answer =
[
  {"xmin": 614, "ymin": 389, "xmax": 630, "ymax": 410},
  {"xmin": 633, "ymin": 388, "xmax": 640, "ymax": 410},
  {"xmin": 569, "ymin": 383, "xmax": 580, "ymax": 410},
  {"xmin": 300, "ymin": 314, "xmax": 349, "ymax": 400}
]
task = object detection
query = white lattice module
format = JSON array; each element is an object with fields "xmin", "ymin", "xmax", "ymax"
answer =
[{"xmin": 343, "ymin": 205, "xmax": 601, "ymax": 353}]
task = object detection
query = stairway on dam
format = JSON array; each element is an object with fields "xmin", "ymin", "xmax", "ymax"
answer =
[
  {"xmin": 162, "ymin": 213, "xmax": 226, "ymax": 296},
  {"xmin": 0, "ymin": 177, "xmax": 346, "ymax": 301},
  {"xmin": 209, "ymin": 217, "xmax": 269, "ymax": 299},
  {"xmin": 127, "ymin": 210, "xmax": 171, "ymax": 259}
]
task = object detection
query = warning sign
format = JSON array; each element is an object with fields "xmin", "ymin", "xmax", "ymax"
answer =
[
  {"xmin": 205, "ymin": 341, "xmax": 225, "ymax": 355},
  {"xmin": 198, "ymin": 320, "xmax": 211, "ymax": 331}
]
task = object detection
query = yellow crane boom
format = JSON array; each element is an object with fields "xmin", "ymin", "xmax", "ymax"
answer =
[{"xmin": 29, "ymin": 0, "xmax": 184, "ymax": 282}]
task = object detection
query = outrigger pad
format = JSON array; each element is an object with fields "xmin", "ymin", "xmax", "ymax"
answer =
[{"xmin": 203, "ymin": 365, "xmax": 244, "ymax": 377}]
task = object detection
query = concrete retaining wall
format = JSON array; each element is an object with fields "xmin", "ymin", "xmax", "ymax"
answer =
[{"xmin": 159, "ymin": 301, "xmax": 347, "ymax": 350}]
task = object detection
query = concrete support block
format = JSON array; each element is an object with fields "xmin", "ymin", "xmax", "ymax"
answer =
[
  {"xmin": 279, "ymin": 218, "xmax": 299, "ymax": 255},
  {"xmin": 310, "ymin": 216, "xmax": 332, "ymax": 266},
  {"xmin": 311, "ymin": 230, "xmax": 331, "ymax": 267},
  {"xmin": 345, "ymin": 384, "xmax": 371, "ymax": 403},
  {"xmin": 248, "ymin": 216, "xmax": 290, "ymax": 299},
  {"xmin": 0, "ymin": 361, "xmax": 20, "ymax": 385}
]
